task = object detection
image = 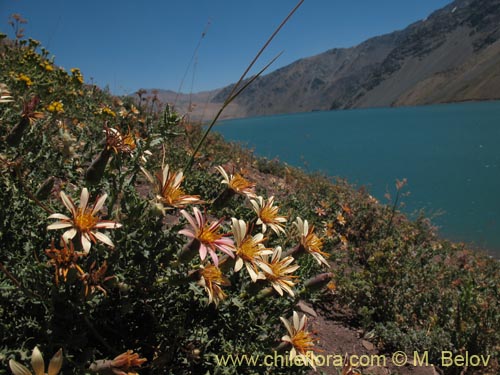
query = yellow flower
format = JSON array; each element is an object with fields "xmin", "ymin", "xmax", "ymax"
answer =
[
  {"xmin": 250, "ymin": 195, "xmax": 287, "ymax": 235},
  {"xmin": 9, "ymin": 346, "xmax": 63, "ymax": 375},
  {"xmin": 294, "ymin": 217, "xmax": 329, "ymax": 267},
  {"xmin": 141, "ymin": 164, "xmax": 203, "ymax": 210},
  {"xmin": 280, "ymin": 311, "xmax": 319, "ymax": 369},
  {"xmin": 70, "ymin": 68, "xmax": 84, "ymax": 84},
  {"xmin": 42, "ymin": 62, "xmax": 54, "ymax": 71},
  {"xmin": 216, "ymin": 165, "xmax": 256, "ymax": 198},
  {"xmin": 198, "ymin": 263, "xmax": 231, "ymax": 306},
  {"xmin": 257, "ymin": 246, "xmax": 299, "ymax": 297},
  {"xmin": 231, "ymin": 218, "xmax": 272, "ymax": 282},
  {"xmin": 47, "ymin": 187, "xmax": 122, "ymax": 253},
  {"xmin": 47, "ymin": 101, "xmax": 64, "ymax": 114},
  {"xmin": 17, "ymin": 73, "xmax": 33, "ymax": 86},
  {"xmin": 101, "ymin": 106, "xmax": 116, "ymax": 117}
]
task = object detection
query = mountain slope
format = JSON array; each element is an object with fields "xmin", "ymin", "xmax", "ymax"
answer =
[{"xmin": 208, "ymin": 0, "xmax": 500, "ymax": 118}]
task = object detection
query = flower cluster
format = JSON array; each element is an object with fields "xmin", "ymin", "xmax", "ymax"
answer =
[
  {"xmin": 280, "ymin": 311, "xmax": 319, "ymax": 369},
  {"xmin": 174, "ymin": 165, "xmax": 331, "ymax": 308},
  {"xmin": 17, "ymin": 72, "xmax": 33, "ymax": 86},
  {"xmin": 45, "ymin": 188, "xmax": 122, "ymax": 296},
  {"xmin": 47, "ymin": 100, "xmax": 64, "ymax": 113}
]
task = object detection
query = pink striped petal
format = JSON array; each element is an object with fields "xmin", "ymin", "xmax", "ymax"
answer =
[
  {"xmin": 199, "ymin": 244, "xmax": 208, "ymax": 261},
  {"xmin": 209, "ymin": 249, "xmax": 219, "ymax": 266},
  {"xmin": 178, "ymin": 229, "xmax": 195, "ymax": 238}
]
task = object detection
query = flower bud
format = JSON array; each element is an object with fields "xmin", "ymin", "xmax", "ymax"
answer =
[
  {"xmin": 6, "ymin": 117, "xmax": 29, "ymax": 146},
  {"xmin": 303, "ymin": 272, "xmax": 334, "ymax": 292},
  {"xmin": 85, "ymin": 148, "xmax": 111, "ymax": 185},
  {"xmin": 35, "ymin": 176, "xmax": 55, "ymax": 200}
]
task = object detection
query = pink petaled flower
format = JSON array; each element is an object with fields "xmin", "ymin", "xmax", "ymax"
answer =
[
  {"xmin": 179, "ymin": 207, "xmax": 235, "ymax": 266},
  {"xmin": 47, "ymin": 188, "xmax": 122, "ymax": 253}
]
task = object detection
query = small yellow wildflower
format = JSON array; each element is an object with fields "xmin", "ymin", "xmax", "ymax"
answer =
[
  {"xmin": 47, "ymin": 101, "xmax": 64, "ymax": 114},
  {"xmin": 70, "ymin": 68, "xmax": 84, "ymax": 84},
  {"xmin": 17, "ymin": 73, "xmax": 33, "ymax": 86},
  {"xmin": 42, "ymin": 62, "xmax": 54, "ymax": 71},
  {"xmin": 101, "ymin": 106, "xmax": 116, "ymax": 117}
]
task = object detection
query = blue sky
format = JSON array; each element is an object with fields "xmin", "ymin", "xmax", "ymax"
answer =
[{"xmin": 1, "ymin": 0, "xmax": 452, "ymax": 95}]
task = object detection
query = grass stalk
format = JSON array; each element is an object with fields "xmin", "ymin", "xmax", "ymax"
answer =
[{"xmin": 183, "ymin": 0, "xmax": 305, "ymax": 173}]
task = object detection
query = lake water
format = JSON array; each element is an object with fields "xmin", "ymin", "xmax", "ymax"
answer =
[{"xmin": 215, "ymin": 101, "xmax": 500, "ymax": 257}]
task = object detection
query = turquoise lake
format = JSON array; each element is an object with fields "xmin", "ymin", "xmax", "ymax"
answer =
[{"xmin": 215, "ymin": 101, "xmax": 500, "ymax": 257}]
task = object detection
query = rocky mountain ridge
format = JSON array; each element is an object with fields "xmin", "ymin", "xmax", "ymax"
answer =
[{"xmin": 149, "ymin": 0, "xmax": 500, "ymax": 120}]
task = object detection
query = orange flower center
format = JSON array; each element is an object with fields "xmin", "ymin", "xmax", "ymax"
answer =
[
  {"xmin": 163, "ymin": 185, "xmax": 184, "ymax": 205},
  {"xmin": 197, "ymin": 224, "xmax": 223, "ymax": 244},
  {"xmin": 238, "ymin": 237, "xmax": 261, "ymax": 261},
  {"xmin": 74, "ymin": 208, "xmax": 98, "ymax": 231},
  {"xmin": 303, "ymin": 232, "xmax": 326, "ymax": 255},
  {"xmin": 291, "ymin": 330, "xmax": 316, "ymax": 354},
  {"xmin": 123, "ymin": 134, "xmax": 136, "ymax": 151},
  {"xmin": 229, "ymin": 174, "xmax": 254, "ymax": 193},
  {"xmin": 260, "ymin": 205, "xmax": 279, "ymax": 224}
]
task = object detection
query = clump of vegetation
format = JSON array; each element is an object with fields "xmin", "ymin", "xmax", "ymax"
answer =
[{"xmin": 1, "ymin": 12, "xmax": 498, "ymax": 375}]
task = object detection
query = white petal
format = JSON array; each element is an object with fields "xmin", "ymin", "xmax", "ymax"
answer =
[
  {"xmin": 272, "ymin": 283, "xmax": 284, "ymax": 296},
  {"xmin": 280, "ymin": 317, "xmax": 293, "ymax": 335},
  {"xmin": 162, "ymin": 164, "xmax": 170, "ymax": 185},
  {"xmin": 94, "ymin": 221, "xmax": 121, "ymax": 229},
  {"xmin": 60, "ymin": 191, "xmax": 76, "ymax": 215},
  {"xmin": 246, "ymin": 264, "xmax": 259, "ymax": 282},
  {"xmin": 93, "ymin": 231, "xmax": 114, "ymax": 248},
  {"xmin": 47, "ymin": 222, "xmax": 73, "ymax": 230},
  {"xmin": 47, "ymin": 213, "xmax": 71, "ymax": 220},
  {"xmin": 140, "ymin": 166, "xmax": 154, "ymax": 184},
  {"xmin": 62, "ymin": 228, "xmax": 77, "ymax": 241},
  {"xmin": 234, "ymin": 257, "xmax": 243, "ymax": 272},
  {"xmin": 81, "ymin": 234, "xmax": 92, "ymax": 253},
  {"xmin": 92, "ymin": 193, "xmax": 107, "ymax": 215},
  {"xmin": 31, "ymin": 347, "xmax": 45, "ymax": 375},
  {"xmin": 79, "ymin": 188, "xmax": 89, "ymax": 209},
  {"xmin": 9, "ymin": 360, "xmax": 32, "ymax": 375},
  {"xmin": 48, "ymin": 349, "xmax": 63, "ymax": 375}
]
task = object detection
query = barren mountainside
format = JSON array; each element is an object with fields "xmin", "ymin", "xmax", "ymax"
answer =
[{"xmin": 150, "ymin": 0, "xmax": 500, "ymax": 119}]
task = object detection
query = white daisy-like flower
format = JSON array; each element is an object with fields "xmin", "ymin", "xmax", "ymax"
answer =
[
  {"xmin": 231, "ymin": 218, "xmax": 272, "ymax": 282},
  {"xmin": 47, "ymin": 188, "xmax": 122, "ymax": 253},
  {"xmin": 250, "ymin": 195, "xmax": 287, "ymax": 235}
]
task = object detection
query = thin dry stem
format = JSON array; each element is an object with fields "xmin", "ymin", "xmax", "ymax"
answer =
[{"xmin": 184, "ymin": 0, "xmax": 304, "ymax": 173}]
